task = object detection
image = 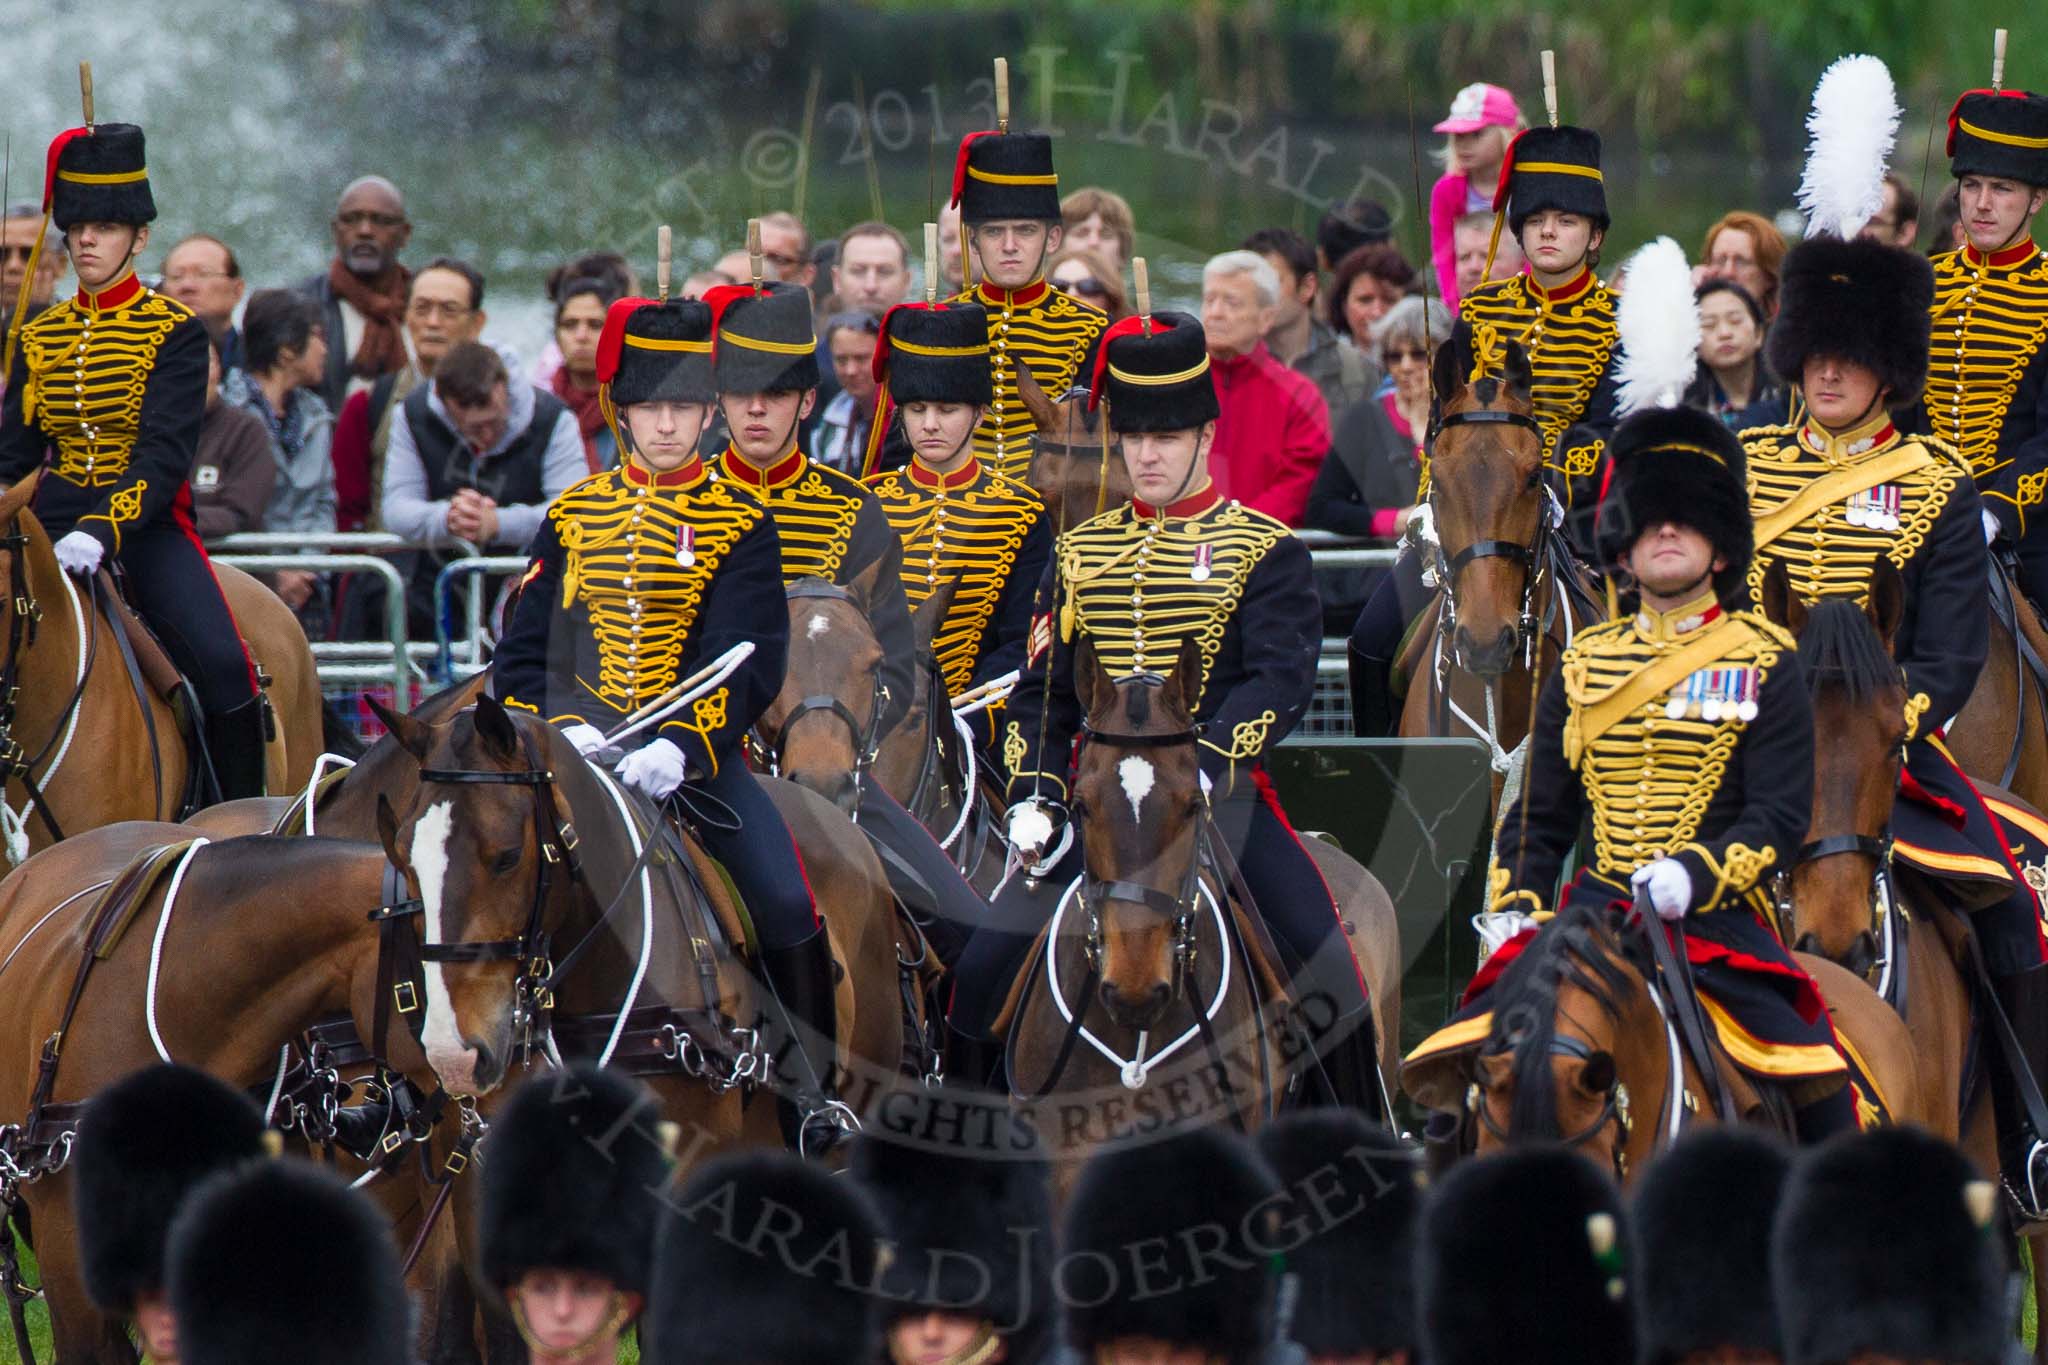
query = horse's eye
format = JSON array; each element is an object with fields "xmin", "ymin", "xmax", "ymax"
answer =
[{"xmin": 491, "ymin": 848, "xmax": 523, "ymax": 877}]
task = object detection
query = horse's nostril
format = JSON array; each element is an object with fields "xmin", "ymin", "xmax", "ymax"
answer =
[
  {"xmin": 468, "ymin": 1040, "xmax": 500, "ymax": 1088},
  {"xmin": 1793, "ymin": 933, "xmax": 1820, "ymax": 957}
]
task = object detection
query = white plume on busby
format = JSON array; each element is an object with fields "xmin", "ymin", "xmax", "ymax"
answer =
[
  {"xmin": 1797, "ymin": 55, "xmax": 1902, "ymax": 239},
  {"xmin": 1614, "ymin": 237, "xmax": 1700, "ymax": 415}
]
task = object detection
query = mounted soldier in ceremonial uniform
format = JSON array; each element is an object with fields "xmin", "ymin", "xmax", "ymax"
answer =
[
  {"xmin": 493, "ymin": 295, "xmax": 850, "ymax": 1151},
  {"xmin": 1746, "ymin": 230, "xmax": 2048, "ymax": 1209},
  {"xmin": 1916, "ymin": 88, "xmax": 2048, "ymax": 610},
  {"xmin": 947, "ymin": 126, "xmax": 1108, "ymax": 483},
  {"xmin": 1412, "ymin": 403, "xmax": 1861, "ymax": 1142},
  {"xmin": 0, "ymin": 122, "xmax": 268, "ymax": 798},
  {"xmin": 865, "ymin": 298, "xmax": 1051, "ymax": 757},
  {"xmin": 947, "ymin": 311, "xmax": 1380, "ymax": 1110}
]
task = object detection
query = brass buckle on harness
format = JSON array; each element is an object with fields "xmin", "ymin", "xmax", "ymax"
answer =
[{"xmin": 393, "ymin": 981, "xmax": 420, "ymax": 1014}]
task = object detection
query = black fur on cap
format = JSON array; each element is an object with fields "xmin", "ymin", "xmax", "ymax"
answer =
[
  {"xmin": 850, "ymin": 1094, "xmax": 1053, "ymax": 1357},
  {"xmin": 1417, "ymin": 1145, "xmax": 1636, "ymax": 1365},
  {"xmin": 1060, "ymin": 1126, "xmax": 1283, "ymax": 1365},
  {"xmin": 72, "ymin": 1063, "xmax": 268, "ymax": 1314},
  {"xmin": 1500, "ymin": 125, "xmax": 1608, "ymax": 234},
  {"xmin": 1593, "ymin": 405, "xmax": 1753, "ymax": 606},
  {"xmin": 1087, "ymin": 311, "xmax": 1221, "ymax": 434},
  {"xmin": 1949, "ymin": 89, "xmax": 2048, "ymax": 187},
  {"xmin": 1772, "ymin": 1126, "xmax": 2007, "ymax": 1365},
  {"xmin": 646, "ymin": 1149, "xmax": 883, "ymax": 1365},
  {"xmin": 612, "ymin": 300, "xmax": 716, "ymax": 408},
  {"xmin": 479, "ymin": 1064, "xmax": 674, "ymax": 1298},
  {"xmin": 50, "ymin": 124, "xmax": 156, "ymax": 230},
  {"xmin": 876, "ymin": 302, "xmax": 992, "ymax": 407},
  {"xmin": 167, "ymin": 1159, "xmax": 412, "ymax": 1365},
  {"xmin": 1766, "ymin": 235, "xmax": 1934, "ymax": 407},
  {"xmin": 1255, "ymin": 1112, "xmax": 1424, "ymax": 1359},
  {"xmin": 952, "ymin": 132, "xmax": 1062, "ymax": 224},
  {"xmin": 1631, "ymin": 1128, "xmax": 1792, "ymax": 1365},
  {"xmin": 708, "ymin": 281, "xmax": 820, "ymax": 395}
]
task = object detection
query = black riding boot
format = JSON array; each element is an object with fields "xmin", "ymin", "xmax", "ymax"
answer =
[
  {"xmin": 1296, "ymin": 940, "xmax": 1387, "ymax": 1119},
  {"xmin": 943, "ymin": 1028, "xmax": 1007, "ymax": 1095},
  {"xmin": 1347, "ymin": 647, "xmax": 1396, "ymax": 738},
  {"xmin": 758, "ymin": 926, "xmax": 857, "ymax": 1155},
  {"xmin": 1793, "ymin": 1086, "xmax": 1859, "ymax": 1144},
  {"xmin": 204, "ymin": 695, "xmax": 269, "ymax": 803},
  {"xmin": 1989, "ymin": 964, "xmax": 2048, "ymax": 1218}
]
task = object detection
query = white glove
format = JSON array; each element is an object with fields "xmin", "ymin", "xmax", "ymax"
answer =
[
  {"xmin": 1005, "ymin": 799, "xmax": 1061, "ymax": 860},
  {"xmin": 53, "ymin": 531, "xmax": 103, "ymax": 577},
  {"xmin": 1630, "ymin": 858, "xmax": 1693, "ymax": 921},
  {"xmin": 560, "ymin": 723, "xmax": 609, "ymax": 757},
  {"xmin": 615, "ymin": 737, "xmax": 687, "ymax": 800},
  {"xmin": 1985, "ymin": 507, "xmax": 2003, "ymax": 544}
]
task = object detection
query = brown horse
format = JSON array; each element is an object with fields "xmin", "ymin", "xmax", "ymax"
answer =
[
  {"xmin": 1400, "ymin": 902, "xmax": 1929, "ymax": 1185},
  {"xmin": 0, "ymin": 809, "xmax": 554, "ymax": 1364},
  {"xmin": 755, "ymin": 572, "xmax": 891, "ymax": 815},
  {"xmin": 1024, "ymin": 390, "xmax": 1131, "ymax": 530},
  {"xmin": 1399, "ymin": 325, "xmax": 1600, "ymax": 806},
  {"xmin": 1945, "ymin": 558, "xmax": 2048, "ymax": 811},
  {"xmin": 0, "ymin": 473, "xmax": 322, "ymax": 864},
  {"xmin": 999, "ymin": 639, "xmax": 1401, "ymax": 1196}
]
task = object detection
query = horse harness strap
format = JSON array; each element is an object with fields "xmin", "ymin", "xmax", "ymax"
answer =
[
  {"xmin": 1988, "ymin": 553, "xmax": 2048, "ymax": 789},
  {"xmin": 1637, "ymin": 891, "xmax": 1739, "ymax": 1122},
  {"xmin": 1795, "ymin": 833, "xmax": 1892, "ymax": 866},
  {"xmin": 90, "ymin": 572, "xmax": 167, "ymax": 815},
  {"xmin": 1432, "ymin": 407, "xmax": 1545, "ymax": 439}
]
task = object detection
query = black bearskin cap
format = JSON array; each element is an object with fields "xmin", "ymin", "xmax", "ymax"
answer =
[
  {"xmin": 1501, "ymin": 125, "xmax": 1608, "ymax": 233},
  {"xmin": 1767, "ymin": 235, "xmax": 1934, "ymax": 406},
  {"xmin": 1631, "ymin": 1128, "xmax": 1792, "ymax": 1365},
  {"xmin": 480, "ymin": 1065, "xmax": 674, "ymax": 1298},
  {"xmin": 646, "ymin": 1149, "xmax": 883, "ymax": 1365},
  {"xmin": 1087, "ymin": 311, "xmax": 1220, "ymax": 434},
  {"xmin": 1255, "ymin": 1112, "xmax": 1423, "ymax": 1359},
  {"xmin": 1061, "ymin": 1126, "xmax": 1282, "ymax": 1365},
  {"xmin": 1949, "ymin": 89, "xmax": 2048, "ymax": 186},
  {"xmin": 708, "ymin": 280, "xmax": 820, "ymax": 395},
  {"xmin": 1772, "ymin": 1126, "xmax": 2007, "ymax": 1365},
  {"xmin": 1594, "ymin": 405, "xmax": 1754, "ymax": 606},
  {"xmin": 608, "ymin": 299, "xmax": 716, "ymax": 407},
  {"xmin": 1418, "ymin": 1145, "xmax": 1635, "ymax": 1365},
  {"xmin": 953, "ymin": 132, "xmax": 1062, "ymax": 224},
  {"xmin": 167, "ymin": 1159, "xmax": 412, "ymax": 1365},
  {"xmin": 876, "ymin": 302, "xmax": 993, "ymax": 406},
  {"xmin": 73, "ymin": 1064, "xmax": 268, "ymax": 1314},
  {"xmin": 50, "ymin": 124, "xmax": 156, "ymax": 230}
]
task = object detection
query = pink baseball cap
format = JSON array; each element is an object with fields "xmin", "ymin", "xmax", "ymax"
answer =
[{"xmin": 1434, "ymin": 83, "xmax": 1521, "ymax": 134}]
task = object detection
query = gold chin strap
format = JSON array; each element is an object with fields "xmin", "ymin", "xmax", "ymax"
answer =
[
  {"xmin": 508, "ymin": 1292, "xmax": 634, "ymax": 1362},
  {"xmin": 922, "ymin": 1321, "xmax": 1003, "ymax": 1365}
]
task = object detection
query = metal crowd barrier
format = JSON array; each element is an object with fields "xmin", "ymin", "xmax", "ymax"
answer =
[{"xmin": 207, "ymin": 531, "xmax": 1400, "ymax": 718}]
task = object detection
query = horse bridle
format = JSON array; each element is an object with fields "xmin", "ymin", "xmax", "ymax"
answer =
[
  {"xmin": 1467, "ymin": 1019, "xmax": 1636, "ymax": 1182},
  {"xmin": 0, "ymin": 514, "xmax": 97, "ymax": 842},
  {"xmin": 758, "ymin": 581, "xmax": 889, "ymax": 777},
  {"xmin": 1426, "ymin": 406, "xmax": 1558, "ymax": 663}
]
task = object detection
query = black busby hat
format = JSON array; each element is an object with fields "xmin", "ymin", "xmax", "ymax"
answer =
[
  {"xmin": 1086, "ymin": 311, "xmax": 1220, "ymax": 434},
  {"xmin": 875, "ymin": 302, "xmax": 993, "ymax": 407},
  {"xmin": 647, "ymin": 1149, "xmax": 883, "ymax": 1365},
  {"xmin": 1418, "ymin": 1145, "xmax": 1635, "ymax": 1365},
  {"xmin": 1767, "ymin": 234, "xmax": 1934, "ymax": 406},
  {"xmin": 951, "ymin": 131, "xmax": 1061, "ymax": 225},
  {"xmin": 72, "ymin": 1064, "xmax": 269, "ymax": 1315},
  {"xmin": 1631, "ymin": 1128, "xmax": 1792, "ymax": 1365},
  {"xmin": 167, "ymin": 1159, "xmax": 412, "ymax": 1365},
  {"xmin": 480, "ymin": 1065, "xmax": 674, "ymax": 1299},
  {"xmin": 1594, "ymin": 405, "xmax": 1753, "ymax": 606},
  {"xmin": 851, "ymin": 1096, "xmax": 1052, "ymax": 1358},
  {"xmin": 1498, "ymin": 125, "xmax": 1609, "ymax": 234},
  {"xmin": 1949, "ymin": 89, "xmax": 2048, "ymax": 187},
  {"xmin": 1062, "ymin": 1126, "xmax": 1282, "ymax": 1365},
  {"xmin": 600, "ymin": 298, "xmax": 716, "ymax": 408},
  {"xmin": 1255, "ymin": 1112, "xmax": 1423, "ymax": 1360},
  {"xmin": 707, "ymin": 280, "xmax": 819, "ymax": 394},
  {"xmin": 45, "ymin": 124, "xmax": 156, "ymax": 231},
  {"xmin": 1772, "ymin": 1126, "xmax": 2007, "ymax": 1365}
]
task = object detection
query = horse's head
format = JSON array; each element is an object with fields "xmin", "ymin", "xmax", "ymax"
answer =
[
  {"xmin": 1071, "ymin": 635, "xmax": 1206, "ymax": 1030},
  {"xmin": 872, "ymin": 573, "xmax": 961, "ymax": 801},
  {"xmin": 1762, "ymin": 557, "xmax": 1907, "ymax": 979},
  {"xmin": 373, "ymin": 694, "xmax": 577, "ymax": 1096},
  {"xmin": 1027, "ymin": 394, "xmax": 1130, "ymax": 528},
  {"xmin": 759, "ymin": 569, "xmax": 887, "ymax": 813},
  {"xmin": 1428, "ymin": 323, "xmax": 1542, "ymax": 678}
]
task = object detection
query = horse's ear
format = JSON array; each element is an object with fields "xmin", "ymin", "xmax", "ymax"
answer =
[
  {"xmin": 844, "ymin": 557, "xmax": 885, "ymax": 617},
  {"xmin": 1501, "ymin": 338, "xmax": 1534, "ymax": 404},
  {"xmin": 1163, "ymin": 637, "xmax": 1204, "ymax": 718},
  {"xmin": 471, "ymin": 693, "xmax": 520, "ymax": 758},
  {"xmin": 913, "ymin": 572, "xmax": 962, "ymax": 652},
  {"xmin": 1758, "ymin": 559, "xmax": 1801, "ymax": 633},
  {"xmin": 1868, "ymin": 556, "xmax": 1905, "ymax": 646},
  {"xmin": 1430, "ymin": 332, "xmax": 1462, "ymax": 412},
  {"xmin": 0, "ymin": 471, "xmax": 40, "ymax": 524},
  {"xmin": 367, "ymin": 694, "xmax": 432, "ymax": 761},
  {"xmin": 375, "ymin": 794, "xmax": 405, "ymax": 867}
]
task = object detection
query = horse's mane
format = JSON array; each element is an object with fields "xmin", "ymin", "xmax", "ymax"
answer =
[
  {"xmin": 1798, "ymin": 597, "xmax": 1901, "ymax": 704},
  {"xmin": 1482, "ymin": 902, "xmax": 1649, "ymax": 1140}
]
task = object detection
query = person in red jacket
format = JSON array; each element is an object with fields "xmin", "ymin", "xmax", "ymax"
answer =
[{"xmin": 1199, "ymin": 249, "xmax": 1330, "ymax": 527}]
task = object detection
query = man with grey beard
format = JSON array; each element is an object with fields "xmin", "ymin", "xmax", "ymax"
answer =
[{"xmin": 298, "ymin": 175, "xmax": 413, "ymax": 413}]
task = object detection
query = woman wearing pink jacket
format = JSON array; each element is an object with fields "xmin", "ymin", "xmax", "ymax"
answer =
[{"xmin": 1428, "ymin": 82, "xmax": 1524, "ymax": 311}]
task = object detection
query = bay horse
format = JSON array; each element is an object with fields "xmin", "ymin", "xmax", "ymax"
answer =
[
  {"xmin": 0, "ymin": 472, "xmax": 323, "ymax": 863},
  {"xmin": 1945, "ymin": 557, "xmax": 2048, "ymax": 812},
  {"xmin": 1399, "ymin": 902, "xmax": 1929, "ymax": 1185},
  {"xmin": 1024, "ymin": 389, "xmax": 1131, "ymax": 530},
  {"xmin": 0, "ymin": 807, "xmax": 553, "ymax": 1364},
  {"xmin": 998, "ymin": 638, "xmax": 1401, "ymax": 1197},
  {"xmin": 1399, "ymin": 324, "xmax": 1601, "ymax": 806}
]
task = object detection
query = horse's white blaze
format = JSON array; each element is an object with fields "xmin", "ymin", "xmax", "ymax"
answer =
[
  {"xmin": 410, "ymin": 800, "xmax": 468, "ymax": 1071},
  {"xmin": 1117, "ymin": 755, "xmax": 1155, "ymax": 823},
  {"xmin": 807, "ymin": 613, "xmax": 831, "ymax": 641}
]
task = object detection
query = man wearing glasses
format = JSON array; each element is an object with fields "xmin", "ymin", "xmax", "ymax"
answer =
[
  {"xmin": 296, "ymin": 174, "xmax": 413, "ymax": 413},
  {"xmin": 0, "ymin": 201, "xmax": 66, "ymax": 345},
  {"xmin": 160, "ymin": 234, "xmax": 246, "ymax": 369}
]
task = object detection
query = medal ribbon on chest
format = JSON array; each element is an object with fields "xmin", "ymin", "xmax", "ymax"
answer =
[
  {"xmin": 1664, "ymin": 666, "xmax": 1759, "ymax": 722},
  {"xmin": 677, "ymin": 523, "xmax": 697, "ymax": 567},
  {"xmin": 1191, "ymin": 543, "xmax": 1213, "ymax": 582},
  {"xmin": 1844, "ymin": 484, "xmax": 1901, "ymax": 531}
]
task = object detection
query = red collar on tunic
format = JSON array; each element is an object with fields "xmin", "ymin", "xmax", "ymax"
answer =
[
  {"xmin": 75, "ymin": 269, "xmax": 143, "ymax": 311},
  {"xmin": 721, "ymin": 446, "xmax": 807, "ymax": 492},
  {"xmin": 908, "ymin": 457, "xmax": 981, "ymax": 491},
  {"xmin": 1131, "ymin": 484, "xmax": 1222, "ymax": 520},
  {"xmin": 975, "ymin": 278, "xmax": 1049, "ymax": 309},
  {"xmin": 1526, "ymin": 266, "xmax": 1594, "ymax": 304},
  {"xmin": 1964, "ymin": 238, "xmax": 2038, "ymax": 270},
  {"xmin": 622, "ymin": 455, "xmax": 705, "ymax": 488}
]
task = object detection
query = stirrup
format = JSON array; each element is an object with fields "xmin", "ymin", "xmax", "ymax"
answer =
[{"xmin": 797, "ymin": 1098, "xmax": 861, "ymax": 1158}]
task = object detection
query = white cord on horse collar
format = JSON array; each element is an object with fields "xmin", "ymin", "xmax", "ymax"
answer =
[
  {"xmin": 2, "ymin": 568, "xmax": 87, "ymax": 866},
  {"xmin": 145, "ymin": 838, "xmax": 214, "ymax": 1063}
]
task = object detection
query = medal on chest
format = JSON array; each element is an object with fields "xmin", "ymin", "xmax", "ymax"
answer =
[
  {"xmin": 676, "ymin": 524, "xmax": 696, "ymax": 567},
  {"xmin": 1664, "ymin": 666, "xmax": 1759, "ymax": 723},
  {"xmin": 1190, "ymin": 543, "xmax": 1213, "ymax": 582},
  {"xmin": 1843, "ymin": 484, "xmax": 1901, "ymax": 531}
]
